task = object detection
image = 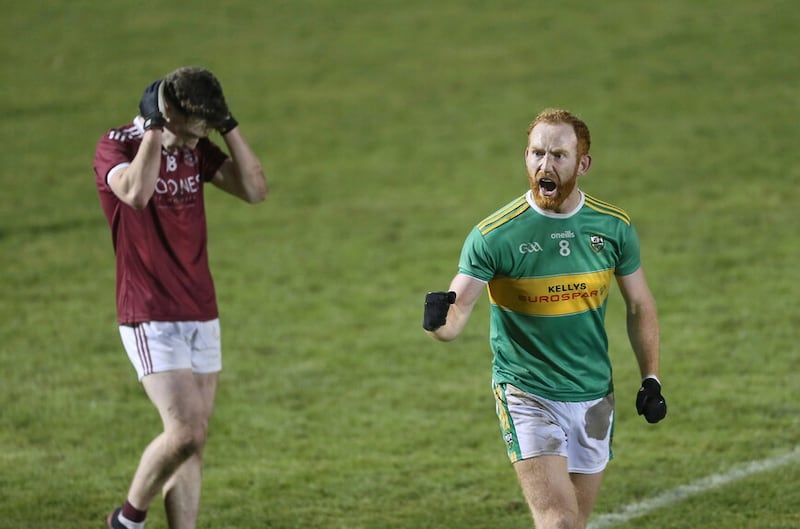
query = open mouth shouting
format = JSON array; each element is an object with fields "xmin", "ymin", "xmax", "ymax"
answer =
[
  {"xmin": 529, "ymin": 169, "xmax": 577, "ymax": 212},
  {"xmin": 537, "ymin": 175, "xmax": 558, "ymax": 197}
]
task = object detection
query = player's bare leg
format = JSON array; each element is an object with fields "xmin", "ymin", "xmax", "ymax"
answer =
[
  {"xmin": 570, "ymin": 471, "xmax": 604, "ymax": 528},
  {"xmin": 163, "ymin": 373, "xmax": 218, "ymax": 529},
  {"xmin": 124, "ymin": 370, "xmax": 217, "ymax": 527},
  {"xmin": 163, "ymin": 453, "xmax": 203, "ymax": 529},
  {"xmin": 514, "ymin": 455, "xmax": 603, "ymax": 529}
]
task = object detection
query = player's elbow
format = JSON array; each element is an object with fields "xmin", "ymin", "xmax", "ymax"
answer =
[
  {"xmin": 128, "ymin": 194, "xmax": 151, "ymax": 210},
  {"xmin": 251, "ymin": 180, "xmax": 268, "ymax": 203},
  {"xmin": 244, "ymin": 168, "xmax": 269, "ymax": 204},
  {"xmin": 113, "ymin": 188, "xmax": 151, "ymax": 209},
  {"xmin": 427, "ymin": 327, "xmax": 458, "ymax": 342},
  {"xmin": 123, "ymin": 186, "xmax": 157, "ymax": 209},
  {"xmin": 627, "ymin": 297, "xmax": 657, "ymax": 318},
  {"xmin": 110, "ymin": 172, "xmax": 155, "ymax": 209}
]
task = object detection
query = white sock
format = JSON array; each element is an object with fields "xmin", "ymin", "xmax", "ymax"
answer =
[{"xmin": 117, "ymin": 512, "xmax": 146, "ymax": 529}]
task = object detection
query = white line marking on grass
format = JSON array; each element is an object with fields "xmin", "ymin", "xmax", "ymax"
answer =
[{"xmin": 587, "ymin": 446, "xmax": 800, "ymax": 529}]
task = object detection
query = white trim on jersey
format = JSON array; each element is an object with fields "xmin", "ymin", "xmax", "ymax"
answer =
[{"xmin": 525, "ymin": 189, "xmax": 586, "ymax": 219}]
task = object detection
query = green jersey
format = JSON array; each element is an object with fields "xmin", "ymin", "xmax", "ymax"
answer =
[{"xmin": 458, "ymin": 191, "xmax": 641, "ymax": 401}]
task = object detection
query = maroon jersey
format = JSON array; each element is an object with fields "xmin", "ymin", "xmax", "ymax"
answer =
[{"xmin": 94, "ymin": 120, "xmax": 229, "ymax": 324}]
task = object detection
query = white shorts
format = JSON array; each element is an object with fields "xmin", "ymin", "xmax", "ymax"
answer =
[
  {"xmin": 493, "ymin": 381, "xmax": 614, "ymax": 474},
  {"xmin": 119, "ymin": 320, "xmax": 222, "ymax": 381}
]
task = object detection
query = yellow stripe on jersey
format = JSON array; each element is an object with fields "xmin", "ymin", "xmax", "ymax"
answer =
[
  {"xmin": 488, "ymin": 269, "xmax": 615, "ymax": 316},
  {"xmin": 478, "ymin": 196, "xmax": 529, "ymax": 235},
  {"xmin": 584, "ymin": 194, "xmax": 631, "ymax": 225}
]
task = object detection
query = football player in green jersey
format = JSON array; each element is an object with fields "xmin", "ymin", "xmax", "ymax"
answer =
[{"xmin": 423, "ymin": 109, "xmax": 667, "ymax": 529}]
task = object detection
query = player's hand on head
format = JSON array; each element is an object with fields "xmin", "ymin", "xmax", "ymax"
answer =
[
  {"xmin": 139, "ymin": 80, "xmax": 166, "ymax": 131},
  {"xmin": 423, "ymin": 291, "xmax": 456, "ymax": 331},
  {"xmin": 636, "ymin": 377, "xmax": 667, "ymax": 423},
  {"xmin": 217, "ymin": 113, "xmax": 238, "ymax": 135},
  {"xmin": 211, "ymin": 83, "xmax": 238, "ymax": 135}
]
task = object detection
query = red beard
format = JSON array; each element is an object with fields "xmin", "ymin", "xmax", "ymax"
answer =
[{"xmin": 529, "ymin": 170, "xmax": 577, "ymax": 211}]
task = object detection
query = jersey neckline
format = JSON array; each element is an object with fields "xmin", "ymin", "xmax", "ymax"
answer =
[{"xmin": 525, "ymin": 190, "xmax": 585, "ymax": 219}]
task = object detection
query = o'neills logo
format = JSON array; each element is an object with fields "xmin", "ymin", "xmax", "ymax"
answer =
[{"xmin": 551, "ymin": 230, "xmax": 576, "ymax": 239}]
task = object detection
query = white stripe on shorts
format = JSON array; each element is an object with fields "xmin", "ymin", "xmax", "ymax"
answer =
[
  {"xmin": 119, "ymin": 320, "xmax": 222, "ymax": 381},
  {"xmin": 134, "ymin": 324, "xmax": 153, "ymax": 376}
]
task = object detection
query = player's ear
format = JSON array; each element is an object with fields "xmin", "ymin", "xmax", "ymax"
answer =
[
  {"xmin": 577, "ymin": 154, "xmax": 592, "ymax": 175},
  {"xmin": 159, "ymin": 85, "xmax": 176, "ymax": 123},
  {"xmin": 158, "ymin": 81, "xmax": 168, "ymax": 114}
]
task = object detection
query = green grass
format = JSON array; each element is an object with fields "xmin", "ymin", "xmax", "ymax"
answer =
[{"xmin": 2, "ymin": 1, "xmax": 799, "ymax": 527}]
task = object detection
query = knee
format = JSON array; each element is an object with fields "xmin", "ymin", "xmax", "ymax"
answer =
[{"xmin": 170, "ymin": 420, "xmax": 209, "ymax": 459}]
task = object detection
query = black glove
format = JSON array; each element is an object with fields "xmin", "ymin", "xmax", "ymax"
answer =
[
  {"xmin": 422, "ymin": 291, "xmax": 456, "ymax": 331},
  {"xmin": 217, "ymin": 114, "xmax": 239, "ymax": 135},
  {"xmin": 636, "ymin": 377, "xmax": 667, "ymax": 423},
  {"xmin": 139, "ymin": 80, "xmax": 166, "ymax": 131}
]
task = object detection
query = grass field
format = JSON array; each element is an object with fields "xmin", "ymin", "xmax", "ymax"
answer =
[{"xmin": 2, "ymin": 1, "xmax": 799, "ymax": 528}]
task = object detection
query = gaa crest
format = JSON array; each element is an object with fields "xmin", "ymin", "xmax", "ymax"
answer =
[{"xmin": 589, "ymin": 234, "xmax": 605, "ymax": 253}]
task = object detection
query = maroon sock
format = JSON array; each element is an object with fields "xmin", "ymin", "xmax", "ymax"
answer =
[{"xmin": 121, "ymin": 500, "xmax": 147, "ymax": 523}]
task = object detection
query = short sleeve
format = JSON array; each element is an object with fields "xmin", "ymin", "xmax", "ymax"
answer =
[
  {"xmin": 94, "ymin": 131, "xmax": 135, "ymax": 187},
  {"xmin": 458, "ymin": 226, "xmax": 495, "ymax": 282},
  {"xmin": 615, "ymin": 222, "xmax": 641, "ymax": 276}
]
